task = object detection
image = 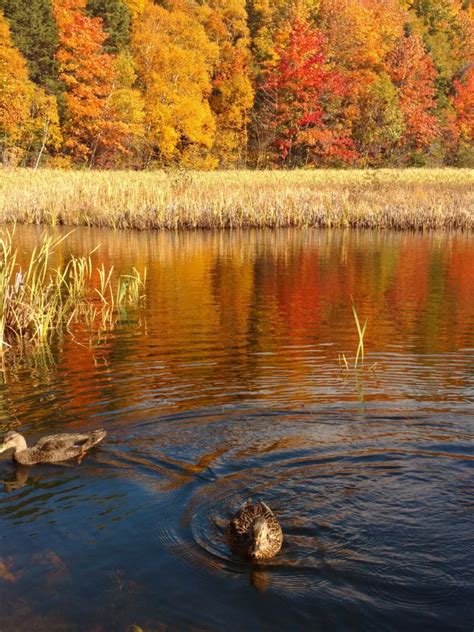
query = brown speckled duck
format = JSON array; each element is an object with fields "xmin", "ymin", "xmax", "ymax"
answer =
[
  {"xmin": 0, "ymin": 430, "xmax": 107, "ymax": 465},
  {"xmin": 227, "ymin": 501, "xmax": 283, "ymax": 561}
]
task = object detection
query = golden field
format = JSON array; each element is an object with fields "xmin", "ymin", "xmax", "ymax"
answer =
[{"xmin": 0, "ymin": 168, "xmax": 473, "ymax": 231}]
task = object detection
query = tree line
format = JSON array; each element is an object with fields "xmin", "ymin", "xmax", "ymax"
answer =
[{"xmin": 0, "ymin": 0, "xmax": 472, "ymax": 169}]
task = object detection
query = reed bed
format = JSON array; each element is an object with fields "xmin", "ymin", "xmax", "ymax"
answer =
[
  {"xmin": 0, "ymin": 168, "xmax": 472, "ymax": 231},
  {"xmin": 0, "ymin": 228, "xmax": 146, "ymax": 351}
]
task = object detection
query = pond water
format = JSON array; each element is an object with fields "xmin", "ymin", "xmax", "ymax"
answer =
[{"xmin": 0, "ymin": 227, "xmax": 473, "ymax": 631}]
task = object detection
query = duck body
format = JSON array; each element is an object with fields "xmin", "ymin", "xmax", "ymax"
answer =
[
  {"xmin": 227, "ymin": 500, "xmax": 283, "ymax": 561},
  {"xmin": 0, "ymin": 430, "xmax": 107, "ymax": 465}
]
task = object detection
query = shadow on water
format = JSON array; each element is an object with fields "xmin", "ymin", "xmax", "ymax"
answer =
[{"xmin": 0, "ymin": 227, "xmax": 473, "ymax": 631}]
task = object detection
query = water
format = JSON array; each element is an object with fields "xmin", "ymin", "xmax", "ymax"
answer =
[{"xmin": 1, "ymin": 227, "xmax": 473, "ymax": 631}]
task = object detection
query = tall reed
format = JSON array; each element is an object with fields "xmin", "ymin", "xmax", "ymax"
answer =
[
  {"xmin": 352, "ymin": 301, "xmax": 368, "ymax": 369},
  {"xmin": 0, "ymin": 229, "xmax": 146, "ymax": 352},
  {"xmin": 338, "ymin": 301, "xmax": 370, "ymax": 372}
]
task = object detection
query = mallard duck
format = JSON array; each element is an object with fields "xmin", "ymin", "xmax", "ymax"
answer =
[
  {"xmin": 227, "ymin": 500, "xmax": 283, "ymax": 561},
  {"xmin": 0, "ymin": 430, "xmax": 107, "ymax": 465}
]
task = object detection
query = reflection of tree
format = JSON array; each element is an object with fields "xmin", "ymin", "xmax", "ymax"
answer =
[{"xmin": 3, "ymin": 227, "xmax": 473, "ymax": 425}]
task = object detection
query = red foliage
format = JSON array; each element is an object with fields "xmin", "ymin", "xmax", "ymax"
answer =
[{"xmin": 262, "ymin": 17, "xmax": 358, "ymax": 165}]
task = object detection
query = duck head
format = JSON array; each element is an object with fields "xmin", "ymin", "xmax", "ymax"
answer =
[
  {"xmin": 0, "ymin": 431, "xmax": 27, "ymax": 455},
  {"xmin": 249, "ymin": 517, "xmax": 271, "ymax": 561}
]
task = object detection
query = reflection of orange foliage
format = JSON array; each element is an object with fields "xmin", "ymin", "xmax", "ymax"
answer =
[
  {"xmin": 389, "ymin": 237, "xmax": 430, "ymax": 318},
  {"xmin": 446, "ymin": 236, "xmax": 474, "ymax": 350},
  {"xmin": 11, "ymin": 227, "xmax": 474, "ymax": 417},
  {"xmin": 0, "ymin": 550, "xmax": 68, "ymax": 586},
  {"xmin": 276, "ymin": 250, "xmax": 322, "ymax": 343},
  {"xmin": 449, "ymin": 236, "xmax": 474, "ymax": 306},
  {"xmin": 60, "ymin": 336, "xmax": 110, "ymax": 422},
  {"xmin": 0, "ymin": 557, "xmax": 19, "ymax": 583}
]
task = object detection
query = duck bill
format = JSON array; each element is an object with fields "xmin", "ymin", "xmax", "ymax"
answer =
[{"xmin": 249, "ymin": 547, "xmax": 263, "ymax": 562}]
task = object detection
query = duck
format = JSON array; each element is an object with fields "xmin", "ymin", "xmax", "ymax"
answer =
[
  {"xmin": 0, "ymin": 429, "xmax": 107, "ymax": 465},
  {"xmin": 227, "ymin": 500, "xmax": 283, "ymax": 561}
]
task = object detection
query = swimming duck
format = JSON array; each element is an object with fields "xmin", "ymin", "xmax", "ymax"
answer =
[
  {"xmin": 0, "ymin": 430, "xmax": 107, "ymax": 465},
  {"xmin": 227, "ymin": 500, "xmax": 283, "ymax": 561}
]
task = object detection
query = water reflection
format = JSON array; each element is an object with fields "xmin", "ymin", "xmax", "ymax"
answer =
[{"xmin": 0, "ymin": 227, "xmax": 473, "ymax": 631}]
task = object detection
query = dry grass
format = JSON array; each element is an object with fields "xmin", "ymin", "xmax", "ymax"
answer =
[
  {"xmin": 0, "ymin": 228, "xmax": 146, "ymax": 351},
  {"xmin": 0, "ymin": 168, "xmax": 472, "ymax": 231}
]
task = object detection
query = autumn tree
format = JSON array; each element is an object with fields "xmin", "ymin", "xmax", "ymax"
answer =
[
  {"xmin": 445, "ymin": 65, "xmax": 474, "ymax": 165},
  {"xmin": 406, "ymin": 0, "xmax": 466, "ymax": 90},
  {"xmin": 23, "ymin": 89, "xmax": 63, "ymax": 167},
  {"xmin": 260, "ymin": 16, "xmax": 357, "ymax": 166},
  {"xmin": 132, "ymin": 2, "xmax": 218, "ymax": 167},
  {"xmin": 319, "ymin": 0, "xmax": 407, "ymax": 163},
  {"xmin": 94, "ymin": 51, "xmax": 145, "ymax": 166},
  {"xmin": 319, "ymin": 0, "xmax": 405, "ymax": 74},
  {"xmin": 121, "ymin": 0, "xmax": 146, "ymax": 20},
  {"xmin": 0, "ymin": 9, "xmax": 33, "ymax": 159},
  {"xmin": 353, "ymin": 73, "xmax": 404, "ymax": 165},
  {"xmin": 452, "ymin": 65, "xmax": 474, "ymax": 142},
  {"xmin": 387, "ymin": 31, "xmax": 439, "ymax": 159},
  {"xmin": 203, "ymin": 0, "xmax": 254, "ymax": 166},
  {"xmin": 246, "ymin": 0, "xmax": 320, "ymax": 63},
  {"xmin": 53, "ymin": 0, "xmax": 139, "ymax": 165},
  {"xmin": 1, "ymin": 0, "xmax": 472, "ymax": 168}
]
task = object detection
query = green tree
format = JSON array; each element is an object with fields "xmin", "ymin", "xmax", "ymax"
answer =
[
  {"xmin": 86, "ymin": 0, "xmax": 131, "ymax": 53},
  {"xmin": 0, "ymin": 9, "xmax": 61, "ymax": 165},
  {"xmin": 0, "ymin": 0, "xmax": 60, "ymax": 93}
]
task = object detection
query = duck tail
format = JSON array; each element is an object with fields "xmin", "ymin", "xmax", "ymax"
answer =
[{"xmin": 89, "ymin": 429, "xmax": 107, "ymax": 447}]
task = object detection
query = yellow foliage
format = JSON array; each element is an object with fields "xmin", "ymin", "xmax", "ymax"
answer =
[
  {"xmin": 45, "ymin": 155, "xmax": 73, "ymax": 169},
  {"xmin": 122, "ymin": 0, "xmax": 149, "ymax": 19},
  {"xmin": 0, "ymin": 11, "xmax": 32, "ymax": 144},
  {"xmin": 27, "ymin": 88, "xmax": 62, "ymax": 150},
  {"xmin": 109, "ymin": 52, "xmax": 146, "ymax": 159},
  {"xmin": 319, "ymin": 0, "xmax": 406, "ymax": 72},
  {"xmin": 132, "ymin": 4, "xmax": 218, "ymax": 164},
  {"xmin": 204, "ymin": 0, "xmax": 254, "ymax": 166},
  {"xmin": 115, "ymin": 51, "xmax": 139, "ymax": 88}
]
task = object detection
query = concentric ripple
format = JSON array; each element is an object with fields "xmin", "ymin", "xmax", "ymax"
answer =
[{"xmin": 146, "ymin": 408, "xmax": 473, "ymax": 611}]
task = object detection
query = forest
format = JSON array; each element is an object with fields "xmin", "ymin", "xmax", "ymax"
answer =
[{"xmin": 0, "ymin": 0, "xmax": 473, "ymax": 170}]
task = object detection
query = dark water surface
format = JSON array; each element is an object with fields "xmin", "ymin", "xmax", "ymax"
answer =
[{"xmin": 1, "ymin": 228, "xmax": 473, "ymax": 631}]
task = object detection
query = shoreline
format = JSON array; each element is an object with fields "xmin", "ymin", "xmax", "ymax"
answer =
[{"xmin": 1, "ymin": 168, "xmax": 473, "ymax": 232}]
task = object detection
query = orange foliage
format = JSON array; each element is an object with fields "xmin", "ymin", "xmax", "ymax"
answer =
[
  {"xmin": 452, "ymin": 65, "xmax": 474, "ymax": 142},
  {"xmin": 53, "ymin": 0, "xmax": 140, "ymax": 165},
  {"xmin": 387, "ymin": 33, "xmax": 439, "ymax": 152},
  {"xmin": 1, "ymin": 0, "xmax": 473, "ymax": 166}
]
